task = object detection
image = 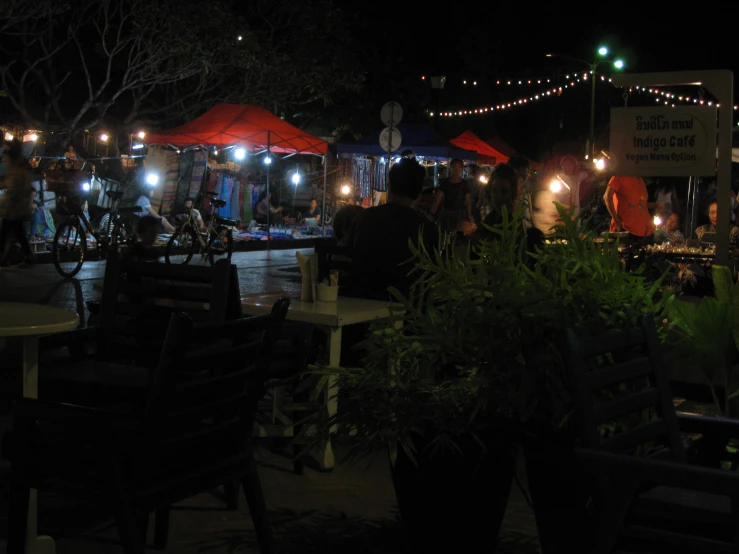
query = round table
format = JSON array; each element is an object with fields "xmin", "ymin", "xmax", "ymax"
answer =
[{"xmin": 0, "ymin": 302, "xmax": 79, "ymax": 554}]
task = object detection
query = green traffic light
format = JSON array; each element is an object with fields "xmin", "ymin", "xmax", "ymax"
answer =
[
  {"xmin": 614, "ymin": 59, "xmax": 625, "ymax": 69},
  {"xmin": 598, "ymin": 46, "xmax": 608, "ymax": 56}
]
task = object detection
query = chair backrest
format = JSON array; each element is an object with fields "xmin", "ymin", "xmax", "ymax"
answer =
[
  {"xmin": 138, "ymin": 299, "xmax": 290, "ymax": 477},
  {"xmin": 566, "ymin": 314, "xmax": 686, "ymax": 462},
  {"xmin": 314, "ymin": 240, "xmax": 353, "ymax": 284},
  {"xmin": 98, "ymin": 253, "xmax": 235, "ymax": 364}
]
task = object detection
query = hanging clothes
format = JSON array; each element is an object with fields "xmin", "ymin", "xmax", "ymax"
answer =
[
  {"xmin": 230, "ymin": 179, "xmax": 241, "ymax": 222},
  {"xmin": 188, "ymin": 150, "xmax": 207, "ymax": 199},
  {"xmin": 374, "ymin": 159, "xmax": 388, "ymax": 192},
  {"xmin": 218, "ymin": 175, "xmax": 234, "ymax": 217},
  {"xmin": 352, "ymin": 157, "xmax": 374, "ymax": 199},
  {"xmin": 202, "ymin": 169, "xmax": 220, "ymax": 214}
]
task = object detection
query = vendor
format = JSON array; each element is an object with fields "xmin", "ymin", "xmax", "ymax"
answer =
[
  {"xmin": 135, "ymin": 188, "xmax": 175, "ymax": 233},
  {"xmin": 694, "ymin": 201, "xmax": 739, "ymax": 248},
  {"xmin": 177, "ymin": 197, "xmax": 206, "ymax": 232},
  {"xmin": 305, "ymin": 198, "xmax": 322, "ymax": 222},
  {"xmin": 662, "ymin": 212, "xmax": 685, "ymax": 244},
  {"xmin": 255, "ymin": 191, "xmax": 282, "ymax": 224}
]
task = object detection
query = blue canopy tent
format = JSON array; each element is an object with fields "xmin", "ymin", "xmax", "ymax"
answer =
[{"xmin": 337, "ymin": 123, "xmax": 478, "ymax": 160}]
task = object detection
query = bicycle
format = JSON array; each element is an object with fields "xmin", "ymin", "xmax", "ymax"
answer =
[
  {"xmin": 52, "ymin": 189, "xmax": 142, "ymax": 278},
  {"xmin": 164, "ymin": 191, "xmax": 238, "ymax": 265}
]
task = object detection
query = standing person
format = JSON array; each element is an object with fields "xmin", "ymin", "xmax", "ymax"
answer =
[
  {"xmin": 603, "ymin": 175, "xmax": 657, "ymax": 244},
  {"xmin": 0, "ymin": 139, "xmax": 35, "ymax": 267},
  {"xmin": 508, "ymin": 155, "xmax": 534, "ymax": 227},
  {"xmin": 431, "ymin": 158, "xmax": 473, "ymax": 233},
  {"xmin": 653, "ymin": 180, "xmax": 680, "ymax": 221}
]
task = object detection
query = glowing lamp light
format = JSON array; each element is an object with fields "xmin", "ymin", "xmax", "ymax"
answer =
[
  {"xmin": 237, "ymin": 35, "xmax": 243, "ymax": 41},
  {"xmin": 137, "ymin": 131, "xmax": 145, "ymax": 139},
  {"xmin": 234, "ymin": 147, "xmax": 246, "ymax": 160},
  {"xmin": 214, "ymin": 149, "xmax": 218, "ymax": 155},
  {"xmin": 614, "ymin": 59, "xmax": 625, "ymax": 69},
  {"xmin": 479, "ymin": 175, "xmax": 487, "ymax": 183},
  {"xmin": 341, "ymin": 184, "xmax": 351, "ymax": 195},
  {"xmin": 29, "ymin": 133, "xmax": 38, "ymax": 142},
  {"xmin": 82, "ymin": 182, "xmax": 91, "ymax": 192},
  {"xmin": 263, "ymin": 156, "xmax": 271, "ymax": 165},
  {"xmin": 4, "ymin": 132, "xmax": 13, "ymax": 141},
  {"xmin": 146, "ymin": 173, "xmax": 159, "ymax": 186},
  {"xmin": 132, "ymin": 144, "xmax": 145, "ymax": 150},
  {"xmin": 99, "ymin": 133, "xmax": 109, "ymax": 142},
  {"xmin": 594, "ymin": 158, "xmax": 606, "ymax": 170},
  {"xmin": 653, "ymin": 215, "xmax": 662, "ymax": 226},
  {"xmin": 549, "ymin": 178, "xmax": 563, "ymax": 193},
  {"xmin": 598, "ymin": 46, "xmax": 609, "ymax": 56},
  {"xmin": 291, "ymin": 173, "xmax": 300, "ymax": 185}
]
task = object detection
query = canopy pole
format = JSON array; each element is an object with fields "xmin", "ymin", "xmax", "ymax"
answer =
[
  {"xmin": 322, "ymin": 155, "xmax": 327, "ymax": 236},
  {"xmin": 266, "ymin": 132, "xmax": 271, "ymax": 251}
]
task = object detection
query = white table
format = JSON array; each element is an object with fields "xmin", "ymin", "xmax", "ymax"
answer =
[
  {"xmin": 0, "ymin": 303, "xmax": 80, "ymax": 554},
  {"xmin": 241, "ymin": 294, "xmax": 402, "ymax": 470}
]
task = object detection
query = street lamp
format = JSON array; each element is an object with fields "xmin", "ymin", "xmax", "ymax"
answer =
[{"xmin": 546, "ymin": 47, "xmax": 625, "ymax": 159}]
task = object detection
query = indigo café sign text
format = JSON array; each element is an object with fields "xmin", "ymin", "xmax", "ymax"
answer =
[{"xmin": 610, "ymin": 106, "xmax": 717, "ymax": 176}]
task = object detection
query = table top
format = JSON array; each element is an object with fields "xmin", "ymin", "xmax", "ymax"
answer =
[
  {"xmin": 0, "ymin": 303, "xmax": 79, "ymax": 337},
  {"xmin": 241, "ymin": 293, "xmax": 402, "ymax": 328}
]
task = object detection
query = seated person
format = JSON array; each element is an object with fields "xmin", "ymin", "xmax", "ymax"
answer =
[
  {"xmin": 26, "ymin": 188, "xmax": 56, "ymax": 239},
  {"xmin": 333, "ymin": 205, "xmax": 363, "ymax": 246},
  {"xmin": 305, "ymin": 198, "xmax": 322, "ymax": 222},
  {"xmin": 125, "ymin": 215, "xmax": 161, "ymax": 262},
  {"xmin": 348, "ymin": 156, "xmax": 438, "ymax": 301},
  {"xmin": 694, "ymin": 201, "xmax": 739, "ymax": 248},
  {"xmin": 135, "ymin": 189, "xmax": 175, "ymax": 233},
  {"xmin": 657, "ymin": 212, "xmax": 685, "ymax": 244},
  {"xmin": 176, "ymin": 197, "xmax": 206, "ymax": 232},
  {"xmin": 254, "ymin": 191, "xmax": 282, "ymax": 225}
]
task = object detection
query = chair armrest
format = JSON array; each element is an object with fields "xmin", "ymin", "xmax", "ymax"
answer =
[
  {"xmin": 13, "ymin": 398, "xmax": 141, "ymax": 431},
  {"xmin": 575, "ymin": 447, "xmax": 739, "ymax": 497},
  {"xmin": 677, "ymin": 412, "xmax": 739, "ymax": 439}
]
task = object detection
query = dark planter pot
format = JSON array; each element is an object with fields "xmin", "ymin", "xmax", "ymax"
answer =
[
  {"xmin": 525, "ymin": 438, "xmax": 595, "ymax": 554},
  {"xmin": 390, "ymin": 433, "xmax": 515, "ymax": 552}
]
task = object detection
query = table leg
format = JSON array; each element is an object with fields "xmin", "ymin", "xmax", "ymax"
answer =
[{"xmin": 22, "ymin": 336, "xmax": 56, "ymax": 554}]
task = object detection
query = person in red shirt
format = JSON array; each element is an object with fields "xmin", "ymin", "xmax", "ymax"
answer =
[{"xmin": 603, "ymin": 175, "xmax": 658, "ymax": 243}]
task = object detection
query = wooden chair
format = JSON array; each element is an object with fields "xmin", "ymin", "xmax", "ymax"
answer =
[
  {"xmin": 40, "ymin": 254, "xmax": 237, "ymax": 400},
  {"xmin": 314, "ymin": 240, "xmax": 353, "ymax": 285},
  {"xmin": 5, "ymin": 305, "xmax": 290, "ymax": 554},
  {"xmin": 567, "ymin": 314, "xmax": 739, "ymax": 553}
]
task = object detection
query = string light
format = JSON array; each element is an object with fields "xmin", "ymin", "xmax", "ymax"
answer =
[
  {"xmin": 436, "ymin": 77, "xmax": 586, "ymax": 117},
  {"xmin": 633, "ymin": 86, "xmax": 738, "ymax": 111}
]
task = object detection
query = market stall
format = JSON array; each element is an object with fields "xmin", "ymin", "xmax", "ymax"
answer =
[
  {"xmin": 146, "ymin": 103, "xmax": 330, "ymax": 247},
  {"xmin": 336, "ymin": 123, "xmax": 477, "ymax": 205},
  {"xmin": 450, "ymin": 130, "xmax": 509, "ymax": 166}
]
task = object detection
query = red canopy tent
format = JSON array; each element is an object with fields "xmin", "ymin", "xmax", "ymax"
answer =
[
  {"xmin": 146, "ymin": 104, "xmax": 329, "ymax": 244},
  {"xmin": 450, "ymin": 130, "xmax": 509, "ymax": 165},
  {"xmin": 146, "ymin": 103, "xmax": 328, "ymax": 155}
]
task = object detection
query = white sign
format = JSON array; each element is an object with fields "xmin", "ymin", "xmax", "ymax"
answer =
[
  {"xmin": 380, "ymin": 101, "xmax": 403, "ymax": 127},
  {"xmin": 379, "ymin": 127, "xmax": 402, "ymax": 153},
  {"xmin": 610, "ymin": 106, "xmax": 717, "ymax": 176}
]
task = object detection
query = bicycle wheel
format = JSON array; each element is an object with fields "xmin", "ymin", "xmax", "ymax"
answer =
[
  {"xmin": 52, "ymin": 217, "xmax": 87, "ymax": 278},
  {"xmin": 112, "ymin": 218, "xmax": 136, "ymax": 252},
  {"xmin": 166, "ymin": 226, "xmax": 197, "ymax": 264},
  {"xmin": 207, "ymin": 226, "xmax": 233, "ymax": 266}
]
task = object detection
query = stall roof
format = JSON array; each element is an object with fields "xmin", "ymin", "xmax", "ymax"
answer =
[
  {"xmin": 146, "ymin": 104, "xmax": 328, "ymax": 155},
  {"xmin": 337, "ymin": 123, "xmax": 477, "ymax": 161},
  {"xmin": 450, "ymin": 130, "xmax": 508, "ymax": 165}
]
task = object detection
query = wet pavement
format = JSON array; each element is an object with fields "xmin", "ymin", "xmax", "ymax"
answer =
[{"xmin": 0, "ymin": 251, "xmax": 541, "ymax": 553}]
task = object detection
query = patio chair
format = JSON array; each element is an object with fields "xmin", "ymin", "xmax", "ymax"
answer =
[
  {"xmin": 5, "ymin": 307, "xmax": 288, "ymax": 554},
  {"xmin": 567, "ymin": 314, "xmax": 739, "ymax": 553}
]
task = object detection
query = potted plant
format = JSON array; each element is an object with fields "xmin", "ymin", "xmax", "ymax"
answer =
[{"xmin": 300, "ymin": 206, "xmax": 668, "ymax": 552}]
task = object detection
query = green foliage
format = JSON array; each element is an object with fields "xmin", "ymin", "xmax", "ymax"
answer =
[
  {"xmin": 301, "ymin": 205, "xmax": 668, "ymax": 464},
  {"xmin": 666, "ymin": 265, "xmax": 739, "ymax": 416}
]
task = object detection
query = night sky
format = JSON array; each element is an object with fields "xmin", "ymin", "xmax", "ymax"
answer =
[{"xmin": 342, "ymin": 5, "xmax": 739, "ymax": 159}]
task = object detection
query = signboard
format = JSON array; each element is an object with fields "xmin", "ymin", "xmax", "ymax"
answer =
[
  {"xmin": 379, "ymin": 126, "xmax": 402, "ymax": 153},
  {"xmin": 610, "ymin": 106, "xmax": 717, "ymax": 176},
  {"xmin": 380, "ymin": 101, "xmax": 403, "ymax": 127}
]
